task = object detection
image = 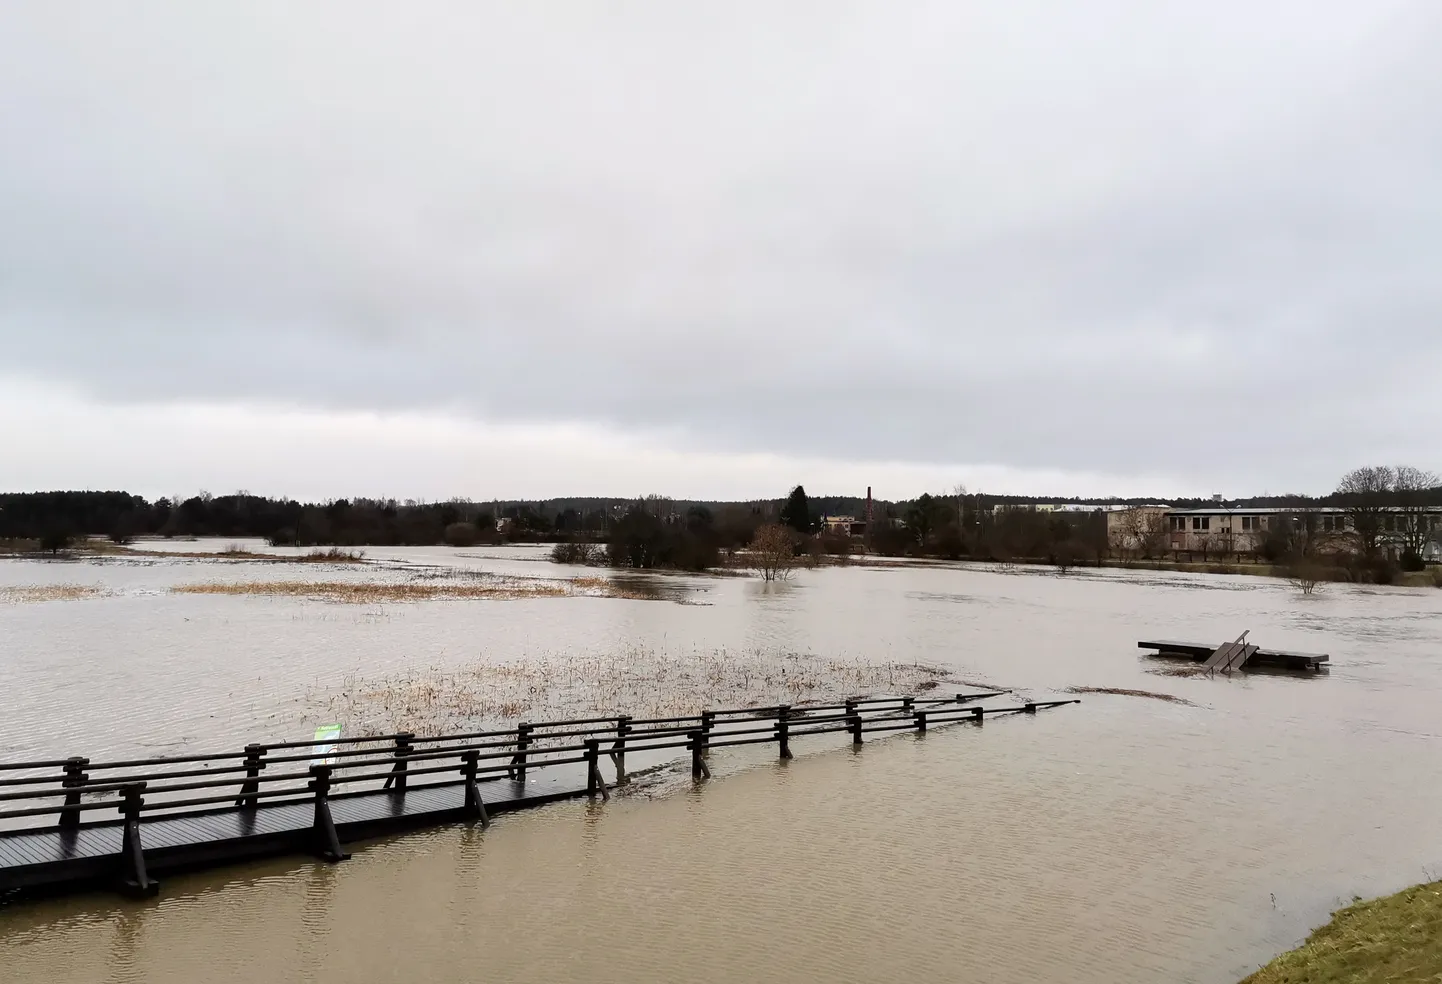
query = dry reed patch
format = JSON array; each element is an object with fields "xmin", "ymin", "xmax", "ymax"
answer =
[
  {"xmin": 172, "ymin": 573, "xmax": 677, "ymax": 604},
  {"xmin": 0, "ymin": 584, "xmax": 106, "ymax": 604},
  {"xmin": 172, "ymin": 580, "xmax": 569, "ymax": 602},
  {"xmin": 123, "ymin": 546, "xmax": 369, "ymax": 563},
  {"xmin": 1064, "ymin": 686, "xmax": 1199, "ymax": 706},
  {"xmin": 301, "ymin": 647, "xmax": 952, "ymax": 737}
]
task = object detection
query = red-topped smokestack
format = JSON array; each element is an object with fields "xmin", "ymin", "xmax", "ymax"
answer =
[{"xmin": 866, "ymin": 486, "xmax": 873, "ymax": 525}]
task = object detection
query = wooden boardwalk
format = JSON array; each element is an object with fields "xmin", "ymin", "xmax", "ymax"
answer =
[
  {"xmin": 1139, "ymin": 639, "xmax": 1328, "ymax": 672},
  {"xmin": 0, "ymin": 769, "xmax": 587, "ymax": 896},
  {"xmin": 0, "ymin": 694, "xmax": 1078, "ymax": 902}
]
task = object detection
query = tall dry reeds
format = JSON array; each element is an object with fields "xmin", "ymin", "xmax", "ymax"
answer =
[
  {"xmin": 172, "ymin": 573, "xmax": 668, "ymax": 603},
  {"xmin": 0, "ymin": 584, "xmax": 106, "ymax": 603},
  {"xmin": 301, "ymin": 646, "xmax": 950, "ymax": 737}
]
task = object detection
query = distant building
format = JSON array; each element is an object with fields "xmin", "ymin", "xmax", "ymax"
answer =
[
  {"xmin": 819, "ymin": 515, "xmax": 867, "ymax": 537},
  {"xmin": 1106, "ymin": 505, "xmax": 1442, "ymax": 561}
]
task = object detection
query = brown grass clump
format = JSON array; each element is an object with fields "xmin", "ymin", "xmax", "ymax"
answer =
[
  {"xmin": 171, "ymin": 572, "xmax": 679, "ymax": 604},
  {"xmin": 301, "ymin": 646, "xmax": 952, "ymax": 737},
  {"xmin": 1064, "ymin": 686, "xmax": 1198, "ymax": 706},
  {"xmin": 129, "ymin": 546, "xmax": 369, "ymax": 563},
  {"xmin": 0, "ymin": 584, "xmax": 106, "ymax": 604},
  {"xmin": 172, "ymin": 580, "xmax": 570, "ymax": 602}
]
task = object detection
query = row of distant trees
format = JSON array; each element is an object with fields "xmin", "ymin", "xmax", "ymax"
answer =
[{"xmin": 8, "ymin": 469, "xmax": 1439, "ymax": 577}]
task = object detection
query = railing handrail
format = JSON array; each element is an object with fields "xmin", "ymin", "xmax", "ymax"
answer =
[{"xmin": 0, "ymin": 692, "xmax": 1053, "ymax": 828}]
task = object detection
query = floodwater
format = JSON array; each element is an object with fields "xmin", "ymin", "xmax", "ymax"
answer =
[{"xmin": 3, "ymin": 544, "xmax": 1442, "ymax": 983}]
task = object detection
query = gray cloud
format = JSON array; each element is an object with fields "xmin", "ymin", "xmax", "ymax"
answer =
[{"xmin": 3, "ymin": 1, "xmax": 1440, "ymax": 493}]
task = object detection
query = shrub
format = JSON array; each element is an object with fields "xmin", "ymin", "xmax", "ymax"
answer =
[
  {"xmin": 39, "ymin": 529, "xmax": 73, "ymax": 554},
  {"xmin": 550, "ymin": 541, "xmax": 599, "ymax": 565},
  {"xmin": 1430, "ymin": 566, "xmax": 1442, "ymax": 589},
  {"xmin": 442, "ymin": 522, "xmax": 478, "ymax": 547},
  {"xmin": 1400, "ymin": 550, "xmax": 1426, "ymax": 573},
  {"xmin": 1369, "ymin": 557, "xmax": 1398, "ymax": 585},
  {"xmin": 749, "ymin": 523, "xmax": 797, "ymax": 581}
]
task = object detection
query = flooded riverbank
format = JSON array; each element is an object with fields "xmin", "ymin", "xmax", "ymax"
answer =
[{"xmin": 3, "ymin": 546, "xmax": 1442, "ymax": 981}]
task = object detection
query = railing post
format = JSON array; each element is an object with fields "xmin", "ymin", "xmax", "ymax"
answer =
[
  {"xmin": 308, "ymin": 765, "xmax": 349, "ymax": 863},
  {"xmin": 1025, "ymin": 702, "xmax": 1037, "ymax": 714},
  {"xmin": 901, "ymin": 696, "xmax": 914, "ymax": 715},
  {"xmin": 972, "ymin": 706, "xmax": 985, "ymax": 725},
  {"xmin": 612, "ymin": 715, "xmax": 631, "ymax": 784},
  {"xmin": 584, "ymin": 738, "xmax": 609, "ymax": 801},
  {"xmin": 236, "ymin": 744, "xmax": 265, "ymax": 808},
  {"xmin": 59, "ymin": 756, "xmax": 89, "ymax": 829},
  {"xmin": 384, "ymin": 732, "xmax": 414, "ymax": 792},
  {"xmin": 461, "ymin": 750, "xmax": 489, "ymax": 827},
  {"xmin": 688, "ymin": 731, "xmax": 710, "ymax": 781},
  {"xmin": 117, "ymin": 782, "xmax": 158, "ymax": 898},
  {"xmin": 916, "ymin": 710, "xmax": 928, "ymax": 734},
  {"xmin": 776, "ymin": 704, "xmax": 793, "ymax": 760},
  {"xmin": 510, "ymin": 723, "xmax": 532, "ymax": 783},
  {"xmin": 844, "ymin": 699, "xmax": 857, "ymax": 720},
  {"xmin": 848, "ymin": 714, "xmax": 863, "ymax": 746},
  {"xmin": 700, "ymin": 711, "xmax": 714, "ymax": 757}
]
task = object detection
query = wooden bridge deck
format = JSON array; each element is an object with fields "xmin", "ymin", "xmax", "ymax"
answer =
[
  {"xmin": 0, "ymin": 694, "xmax": 1078, "ymax": 903},
  {"xmin": 0, "ymin": 768, "xmax": 587, "ymax": 895},
  {"xmin": 1139, "ymin": 639, "xmax": 1328, "ymax": 672}
]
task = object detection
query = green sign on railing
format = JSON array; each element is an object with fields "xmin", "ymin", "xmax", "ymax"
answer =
[{"xmin": 313, "ymin": 723, "xmax": 342, "ymax": 764}]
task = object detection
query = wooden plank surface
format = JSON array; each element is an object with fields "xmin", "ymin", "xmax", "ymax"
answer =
[
  {"xmin": 1201, "ymin": 642, "xmax": 1241, "ymax": 671},
  {"xmin": 0, "ymin": 765, "xmax": 591, "ymax": 887}
]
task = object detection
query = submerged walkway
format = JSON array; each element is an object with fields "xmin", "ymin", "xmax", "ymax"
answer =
[{"xmin": 0, "ymin": 694, "xmax": 1077, "ymax": 901}]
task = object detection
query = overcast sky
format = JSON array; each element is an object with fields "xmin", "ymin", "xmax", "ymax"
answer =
[{"xmin": 3, "ymin": 2, "xmax": 1439, "ymax": 502}]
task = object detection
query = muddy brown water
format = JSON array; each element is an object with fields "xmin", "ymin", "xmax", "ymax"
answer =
[{"xmin": 3, "ymin": 544, "xmax": 1442, "ymax": 983}]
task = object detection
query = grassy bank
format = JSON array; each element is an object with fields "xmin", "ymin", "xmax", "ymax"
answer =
[{"xmin": 1241, "ymin": 880, "xmax": 1442, "ymax": 983}]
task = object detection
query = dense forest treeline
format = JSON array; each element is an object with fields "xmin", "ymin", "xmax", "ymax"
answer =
[{"xmin": 4, "ymin": 477, "xmax": 1440, "ymax": 571}]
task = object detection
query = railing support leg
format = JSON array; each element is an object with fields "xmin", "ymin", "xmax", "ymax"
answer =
[
  {"xmin": 309, "ymin": 765, "xmax": 349, "ymax": 863},
  {"xmin": 462, "ymin": 750, "xmax": 489, "ymax": 827},
  {"xmin": 902, "ymin": 696, "xmax": 914, "ymax": 715},
  {"xmin": 60, "ymin": 756, "xmax": 89, "ymax": 829},
  {"xmin": 700, "ymin": 711, "xmax": 714, "ymax": 757},
  {"xmin": 585, "ymin": 739, "xmax": 609, "ymax": 802},
  {"xmin": 117, "ymin": 782, "xmax": 158, "ymax": 898},
  {"xmin": 972, "ymin": 706, "xmax": 985, "ymax": 725},
  {"xmin": 689, "ymin": 730, "xmax": 711, "ymax": 781},
  {"xmin": 777, "ymin": 704, "xmax": 793, "ymax": 760},
  {"xmin": 916, "ymin": 711, "xmax": 927, "ymax": 734},
  {"xmin": 611, "ymin": 715, "xmax": 631, "ymax": 784},
  {"xmin": 848, "ymin": 714, "xmax": 863, "ymax": 746},
  {"xmin": 1024, "ymin": 702, "xmax": 1037, "ymax": 714},
  {"xmin": 509, "ymin": 723, "xmax": 532, "ymax": 783},
  {"xmin": 383, "ymin": 732, "xmax": 414, "ymax": 792},
  {"xmin": 236, "ymin": 744, "xmax": 265, "ymax": 808}
]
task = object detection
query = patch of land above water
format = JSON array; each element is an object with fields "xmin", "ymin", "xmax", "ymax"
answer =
[{"xmin": 1241, "ymin": 881, "xmax": 1442, "ymax": 983}]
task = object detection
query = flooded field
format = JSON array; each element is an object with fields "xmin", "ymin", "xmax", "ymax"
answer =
[{"xmin": 3, "ymin": 544, "xmax": 1442, "ymax": 982}]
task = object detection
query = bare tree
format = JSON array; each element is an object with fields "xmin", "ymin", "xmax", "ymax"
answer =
[
  {"xmin": 1285, "ymin": 560, "xmax": 1325, "ymax": 595},
  {"xmin": 748, "ymin": 523, "xmax": 797, "ymax": 581},
  {"xmin": 951, "ymin": 484, "xmax": 967, "ymax": 530},
  {"xmin": 1394, "ymin": 465, "xmax": 1441, "ymax": 558},
  {"xmin": 1338, "ymin": 464, "xmax": 1395, "ymax": 556},
  {"xmin": 1337, "ymin": 466, "xmax": 1396, "ymax": 557},
  {"xmin": 1270, "ymin": 508, "xmax": 1335, "ymax": 560},
  {"xmin": 1112, "ymin": 507, "xmax": 1168, "ymax": 560}
]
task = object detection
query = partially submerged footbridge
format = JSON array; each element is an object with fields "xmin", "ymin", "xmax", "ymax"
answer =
[{"xmin": 0, "ymin": 692, "xmax": 1077, "ymax": 901}]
